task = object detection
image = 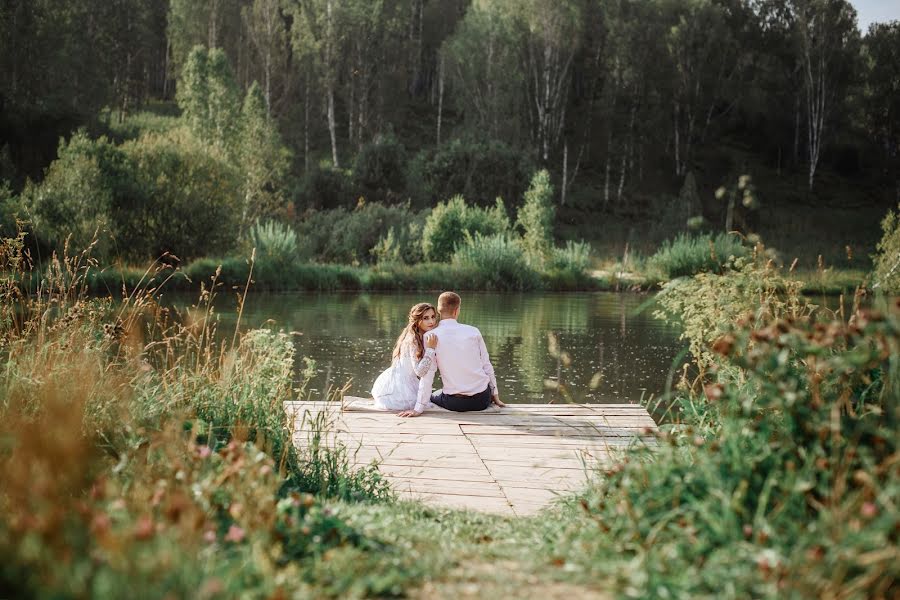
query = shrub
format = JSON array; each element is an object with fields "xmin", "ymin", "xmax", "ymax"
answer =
[
  {"xmin": 516, "ymin": 169, "xmax": 555, "ymax": 266},
  {"xmin": 250, "ymin": 220, "xmax": 298, "ymax": 269},
  {"xmin": 353, "ymin": 134, "xmax": 407, "ymax": 203},
  {"xmin": 407, "ymin": 138, "xmax": 533, "ymax": 207},
  {"xmin": 654, "ymin": 248, "xmax": 811, "ymax": 369},
  {"xmin": 547, "ymin": 240, "xmax": 592, "ymax": 274},
  {"xmin": 238, "ymin": 83, "xmax": 290, "ymax": 233},
  {"xmin": 452, "ymin": 233, "xmax": 540, "ymax": 290},
  {"xmin": 295, "ymin": 165, "xmax": 355, "ymax": 210},
  {"xmin": 118, "ymin": 130, "xmax": 242, "ymax": 261},
  {"xmin": 873, "ymin": 203, "xmax": 900, "ymax": 293},
  {"xmin": 421, "ymin": 195, "xmax": 510, "ymax": 262},
  {"xmin": 22, "ymin": 130, "xmax": 134, "ymax": 259},
  {"xmin": 647, "ymin": 232, "xmax": 750, "ymax": 280},
  {"xmin": 0, "ymin": 181, "xmax": 23, "ymax": 238},
  {"xmin": 296, "ymin": 203, "xmax": 426, "ymax": 265},
  {"xmin": 571, "ymin": 295, "xmax": 899, "ymax": 598},
  {"xmin": 102, "ymin": 109, "xmax": 180, "ymax": 142}
]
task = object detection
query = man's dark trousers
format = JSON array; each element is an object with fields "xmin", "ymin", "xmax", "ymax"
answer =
[{"xmin": 431, "ymin": 386, "xmax": 491, "ymax": 412}]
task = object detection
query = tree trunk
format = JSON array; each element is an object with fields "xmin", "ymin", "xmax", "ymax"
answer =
[
  {"xmin": 674, "ymin": 100, "xmax": 682, "ymax": 176},
  {"xmin": 348, "ymin": 70, "xmax": 355, "ymax": 149},
  {"xmin": 603, "ymin": 131, "xmax": 612, "ymax": 208},
  {"xmin": 437, "ymin": 52, "xmax": 445, "ymax": 146},
  {"xmin": 561, "ymin": 141, "xmax": 568, "ymax": 206},
  {"xmin": 304, "ymin": 69, "xmax": 310, "ymax": 173},
  {"xmin": 327, "ymin": 87, "xmax": 338, "ymax": 168},
  {"xmin": 793, "ymin": 92, "xmax": 801, "ymax": 166},
  {"xmin": 326, "ymin": 0, "xmax": 338, "ymax": 168}
]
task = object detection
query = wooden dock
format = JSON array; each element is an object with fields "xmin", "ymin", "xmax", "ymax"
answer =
[{"xmin": 287, "ymin": 398, "xmax": 658, "ymax": 516}]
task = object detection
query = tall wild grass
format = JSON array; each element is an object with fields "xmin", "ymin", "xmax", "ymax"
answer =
[
  {"xmin": 552, "ymin": 245, "xmax": 899, "ymax": 598},
  {"xmin": 0, "ymin": 233, "xmax": 413, "ymax": 598}
]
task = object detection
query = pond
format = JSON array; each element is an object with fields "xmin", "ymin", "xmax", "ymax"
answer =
[{"xmin": 189, "ymin": 291, "xmax": 687, "ymax": 406}]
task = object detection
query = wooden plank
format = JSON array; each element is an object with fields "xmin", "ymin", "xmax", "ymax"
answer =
[
  {"xmin": 371, "ymin": 465, "xmax": 495, "ymax": 482},
  {"xmin": 289, "ymin": 401, "xmax": 656, "ymax": 515},
  {"xmin": 383, "ymin": 477, "xmax": 506, "ymax": 498}
]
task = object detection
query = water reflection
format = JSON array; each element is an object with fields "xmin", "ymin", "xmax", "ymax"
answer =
[{"xmin": 188, "ymin": 291, "xmax": 686, "ymax": 404}]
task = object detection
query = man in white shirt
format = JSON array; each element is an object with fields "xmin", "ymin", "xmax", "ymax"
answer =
[{"xmin": 398, "ymin": 291, "xmax": 506, "ymax": 417}]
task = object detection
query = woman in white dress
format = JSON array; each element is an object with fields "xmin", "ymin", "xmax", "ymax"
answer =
[{"xmin": 371, "ymin": 302, "xmax": 438, "ymax": 412}]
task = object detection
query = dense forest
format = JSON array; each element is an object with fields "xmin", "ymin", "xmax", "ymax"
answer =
[{"xmin": 1, "ymin": 0, "xmax": 898, "ymax": 266}]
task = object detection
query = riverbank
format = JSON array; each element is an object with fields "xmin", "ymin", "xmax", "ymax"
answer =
[{"xmin": 69, "ymin": 258, "xmax": 868, "ymax": 296}]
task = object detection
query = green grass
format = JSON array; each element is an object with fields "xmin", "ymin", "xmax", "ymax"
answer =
[{"xmin": 82, "ymin": 257, "xmax": 610, "ymax": 294}]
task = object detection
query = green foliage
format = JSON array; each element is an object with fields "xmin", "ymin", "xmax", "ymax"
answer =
[
  {"xmin": 296, "ymin": 202, "xmax": 426, "ymax": 265},
  {"xmin": 873, "ymin": 203, "xmax": 900, "ymax": 293},
  {"xmin": 442, "ymin": 3, "xmax": 523, "ymax": 140},
  {"xmin": 353, "ymin": 134, "xmax": 407, "ymax": 203},
  {"xmin": 118, "ymin": 130, "xmax": 241, "ymax": 261},
  {"xmin": 22, "ymin": 131, "xmax": 134, "ymax": 259},
  {"xmin": 547, "ymin": 240, "xmax": 592, "ymax": 274},
  {"xmin": 249, "ymin": 220, "xmax": 299, "ymax": 271},
  {"xmin": 0, "ymin": 241, "xmax": 406, "ymax": 598},
  {"xmin": 516, "ymin": 169, "xmax": 555, "ymax": 266},
  {"xmin": 0, "ymin": 180, "xmax": 24, "ymax": 238},
  {"xmin": 451, "ymin": 233, "xmax": 540, "ymax": 291},
  {"xmin": 176, "ymin": 45, "xmax": 241, "ymax": 152},
  {"xmin": 421, "ymin": 195, "xmax": 510, "ymax": 262},
  {"xmin": 102, "ymin": 109, "xmax": 181, "ymax": 142},
  {"xmin": 239, "ymin": 82, "xmax": 290, "ymax": 232},
  {"xmin": 647, "ymin": 232, "xmax": 750, "ymax": 280},
  {"xmin": 568, "ymin": 302, "xmax": 899, "ymax": 598},
  {"xmin": 654, "ymin": 249, "xmax": 812, "ymax": 369},
  {"xmin": 408, "ymin": 139, "xmax": 533, "ymax": 207},
  {"xmin": 296, "ymin": 166, "xmax": 355, "ymax": 210}
]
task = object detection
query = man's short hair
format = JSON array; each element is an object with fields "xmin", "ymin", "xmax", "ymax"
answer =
[{"xmin": 437, "ymin": 291, "xmax": 461, "ymax": 315}]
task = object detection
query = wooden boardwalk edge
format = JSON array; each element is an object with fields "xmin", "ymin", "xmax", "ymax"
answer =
[{"xmin": 288, "ymin": 397, "xmax": 658, "ymax": 516}]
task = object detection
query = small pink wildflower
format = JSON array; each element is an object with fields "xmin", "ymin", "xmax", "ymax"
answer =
[{"xmin": 224, "ymin": 525, "xmax": 245, "ymax": 543}]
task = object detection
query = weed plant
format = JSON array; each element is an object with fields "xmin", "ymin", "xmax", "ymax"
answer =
[
  {"xmin": 647, "ymin": 232, "xmax": 750, "ymax": 280},
  {"xmin": 452, "ymin": 233, "xmax": 540, "ymax": 290},
  {"xmin": 0, "ymin": 234, "xmax": 408, "ymax": 598},
  {"xmin": 554, "ymin": 246, "xmax": 899, "ymax": 598}
]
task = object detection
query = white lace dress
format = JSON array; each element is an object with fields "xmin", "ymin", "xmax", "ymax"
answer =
[{"xmin": 371, "ymin": 342, "xmax": 436, "ymax": 411}]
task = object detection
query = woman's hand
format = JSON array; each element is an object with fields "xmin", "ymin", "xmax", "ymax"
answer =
[
  {"xmin": 491, "ymin": 394, "xmax": 506, "ymax": 407},
  {"xmin": 397, "ymin": 410, "xmax": 422, "ymax": 418},
  {"xmin": 425, "ymin": 333, "xmax": 438, "ymax": 349}
]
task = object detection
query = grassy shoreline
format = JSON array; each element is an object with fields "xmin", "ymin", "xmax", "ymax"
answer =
[{"xmin": 74, "ymin": 258, "xmax": 868, "ymax": 297}]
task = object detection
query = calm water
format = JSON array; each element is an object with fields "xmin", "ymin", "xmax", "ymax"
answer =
[{"xmin": 185, "ymin": 291, "xmax": 687, "ymax": 404}]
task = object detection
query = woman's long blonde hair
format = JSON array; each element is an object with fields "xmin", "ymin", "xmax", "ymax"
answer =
[{"xmin": 392, "ymin": 302, "xmax": 436, "ymax": 362}]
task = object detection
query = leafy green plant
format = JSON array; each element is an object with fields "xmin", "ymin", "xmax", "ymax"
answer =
[
  {"xmin": 296, "ymin": 202, "xmax": 425, "ymax": 265},
  {"xmin": 547, "ymin": 240, "xmax": 592, "ymax": 274},
  {"xmin": 353, "ymin": 133, "xmax": 407, "ymax": 203},
  {"xmin": 451, "ymin": 233, "xmax": 539, "ymax": 290},
  {"xmin": 249, "ymin": 220, "xmax": 298, "ymax": 269},
  {"xmin": 407, "ymin": 138, "xmax": 533, "ymax": 207},
  {"xmin": 422, "ymin": 195, "xmax": 510, "ymax": 262},
  {"xmin": 516, "ymin": 169, "xmax": 555, "ymax": 267},
  {"xmin": 654, "ymin": 248, "xmax": 812, "ymax": 370},
  {"xmin": 118, "ymin": 129, "xmax": 242, "ymax": 261},
  {"xmin": 567, "ymin": 304, "xmax": 899, "ymax": 599},
  {"xmin": 873, "ymin": 202, "xmax": 900, "ymax": 293},
  {"xmin": 647, "ymin": 232, "xmax": 750, "ymax": 280}
]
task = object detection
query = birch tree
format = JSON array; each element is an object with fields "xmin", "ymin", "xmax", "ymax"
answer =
[
  {"xmin": 443, "ymin": 0, "xmax": 523, "ymax": 142},
  {"xmin": 285, "ymin": 0, "xmax": 345, "ymax": 168},
  {"xmin": 790, "ymin": 0, "xmax": 859, "ymax": 189},
  {"xmin": 665, "ymin": 0, "xmax": 741, "ymax": 177},
  {"xmin": 519, "ymin": 0, "xmax": 583, "ymax": 163},
  {"xmin": 242, "ymin": 0, "xmax": 288, "ymax": 116},
  {"xmin": 239, "ymin": 81, "xmax": 289, "ymax": 233}
]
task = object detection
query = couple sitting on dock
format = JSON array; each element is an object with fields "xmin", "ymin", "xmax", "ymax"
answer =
[{"xmin": 371, "ymin": 291, "xmax": 506, "ymax": 417}]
